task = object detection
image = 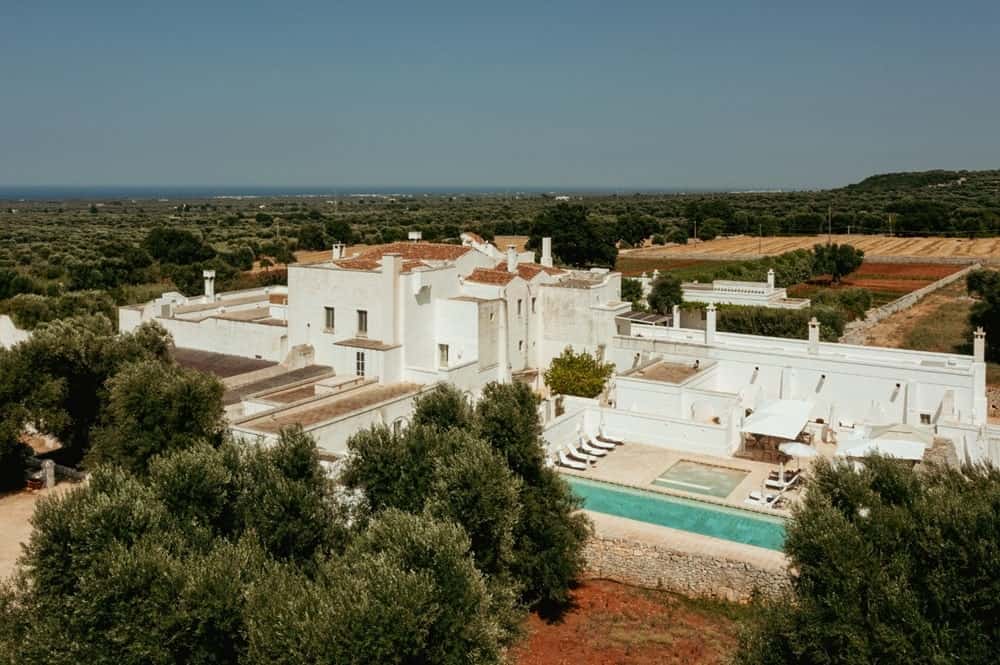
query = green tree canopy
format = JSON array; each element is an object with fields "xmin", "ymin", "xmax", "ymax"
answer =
[
  {"xmin": 0, "ymin": 315, "xmax": 172, "ymax": 465},
  {"xmin": 543, "ymin": 346, "xmax": 615, "ymax": 398},
  {"xmin": 647, "ymin": 273, "xmax": 683, "ymax": 314},
  {"xmin": 526, "ymin": 203, "xmax": 617, "ymax": 268},
  {"xmin": 813, "ymin": 243, "xmax": 864, "ymax": 283},
  {"xmin": 739, "ymin": 457, "xmax": 1000, "ymax": 665},
  {"xmin": 621, "ymin": 277, "xmax": 644, "ymax": 306},
  {"xmin": 87, "ymin": 360, "xmax": 226, "ymax": 474}
]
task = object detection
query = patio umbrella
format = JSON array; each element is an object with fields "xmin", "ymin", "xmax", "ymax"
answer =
[{"xmin": 778, "ymin": 441, "xmax": 817, "ymax": 473}]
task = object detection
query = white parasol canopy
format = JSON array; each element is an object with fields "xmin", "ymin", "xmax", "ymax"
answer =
[
  {"xmin": 741, "ymin": 399, "xmax": 814, "ymax": 440},
  {"xmin": 778, "ymin": 442, "xmax": 818, "ymax": 458},
  {"xmin": 835, "ymin": 438, "xmax": 926, "ymax": 461}
]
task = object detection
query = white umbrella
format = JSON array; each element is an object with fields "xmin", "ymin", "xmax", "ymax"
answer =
[
  {"xmin": 835, "ymin": 438, "xmax": 925, "ymax": 461},
  {"xmin": 779, "ymin": 441, "xmax": 817, "ymax": 475}
]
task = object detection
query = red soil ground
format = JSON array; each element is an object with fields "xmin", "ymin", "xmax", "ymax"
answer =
[
  {"xmin": 512, "ymin": 580, "xmax": 745, "ymax": 665},
  {"xmin": 848, "ymin": 262, "xmax": 962, "ymax": 280}
]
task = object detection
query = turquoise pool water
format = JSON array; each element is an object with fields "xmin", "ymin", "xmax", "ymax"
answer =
[{"xmin": 566, "ymin": 476, "xmax": 786, "ymax": 551}]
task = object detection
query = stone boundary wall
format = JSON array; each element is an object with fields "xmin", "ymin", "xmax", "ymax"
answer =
[
  {"xmin": 583, "ymin": 535, "xmax": 791, "ymax": 603},
  {"xmin": 839, "ymin": 263, "xmax": 982, "ymax": 345}
]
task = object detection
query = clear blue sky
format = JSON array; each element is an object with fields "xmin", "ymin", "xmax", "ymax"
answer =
[{"xmin": 2, "ymin": 1, "xmax": 998, "ymax": 190}]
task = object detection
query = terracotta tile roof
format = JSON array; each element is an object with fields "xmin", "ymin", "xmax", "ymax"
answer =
[
  {"xmin": 401, "ymin": 260, "xmax": 429, "ymax": 273},
  {"xmin": 465, "ymin": 268, "xmax": 516, "ymax": 285},
  {"xmin": 333, "ymin": 257, "xmax": 429, "ymax": 273},
  {"xmin": 494, "ymin": 261, "xmax": 566, "ymax": 280},
  {"xmin": 356, "ymin": 242, "xmax": 471, "ymax": 262},
  {"xmin": 334, "ymin": 257, "xmax": 380, "ymax": 271}
]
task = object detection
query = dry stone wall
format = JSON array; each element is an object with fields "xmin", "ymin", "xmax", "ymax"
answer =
[{"xmin": 583, "ymin": 535, "xmax": 791, "ymax": 603}]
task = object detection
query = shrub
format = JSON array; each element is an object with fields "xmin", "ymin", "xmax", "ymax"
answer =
[{"xmin": 543, "ymin": 346, "xmax": 615, "ymax": 398}]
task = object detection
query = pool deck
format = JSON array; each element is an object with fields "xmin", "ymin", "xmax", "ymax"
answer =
[{"xmin": 561, "ymin": 442, "xmax": 804, "ymax": 516}]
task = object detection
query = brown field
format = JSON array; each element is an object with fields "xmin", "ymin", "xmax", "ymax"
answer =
[
  {"xmin": 626, "ymin": 235, "xmax": 1000, "ymax": 261},
  {"xmin": 513, "ymin": 580, "xmax": 746, "ymax": 665}
]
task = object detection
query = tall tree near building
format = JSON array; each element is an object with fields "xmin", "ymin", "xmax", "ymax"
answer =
[
  {"xmin": 526, "ymin": 203, "xmax": 617, "ymax": 268},
  {"xmin": 647, "ymin": 273, "xmax": 683, "ymax": 314},
  {"xmin": 967, "ymin": 269, "xmax": 1000, "ymax": 361},
  {"xmin": 87, "ymin": 360, "xmax": 226, "ymax": 474},
  {"xmin": 543, "ymin": 346, "xmax": 615, "ymax": 398}
]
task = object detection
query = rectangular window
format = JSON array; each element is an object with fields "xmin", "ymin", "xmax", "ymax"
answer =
[
  {"xmin": 357, "ymin": 309, "xmax": 368, "ymax": 336},
  {"xmin": 324, "ymin": 306, "xmax": 335, "ymax": 330},
  {"xmin": 920, "ymin": 413, "xmax": 931, "ymax": 425},
  {"xmin": 517, "ymin": 299, "xmax": 523, "ymax": 316},
  {"xmin": 356, "ymin": 351, "xmax": 366, "ymax": 377},
  {"xmin": 531, "ymin": 297, "xmax": 536, "ymax": 313},
  {"xmin": 438, "ymin": 343, "xmax": 449, "ymax": 368}
]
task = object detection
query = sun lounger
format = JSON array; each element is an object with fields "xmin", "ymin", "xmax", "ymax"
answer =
[
  {"xmin": 744, "ymin": 490, "xmax": 779, "ymax": 508},
  {"xmin": 585, "ymin": 432, "xmax": 616, "ymax": 451},
  {"xmin": 556, "ymin": 451, "xmax": 587, "ymax": 471},
  {"xmin": 579, "ymin": 438, "xmax": 608, "ymax": 457},
  {"xmin": 765, "ymin": 471, "xmax": 801, "ymax": 491},
  {"xmin": 597, "ymin": 428, "xmax": 625, "ymax": 446},
  {"xmin": 565, "ymin": 444, "xmax": 599, "ymax": 465}
]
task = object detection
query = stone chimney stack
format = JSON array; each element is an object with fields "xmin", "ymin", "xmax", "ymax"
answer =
[
  {"xmin": 507, "ymin": 245, "xmax": 518, "ymax": 273},
  {"xmin": 541, "ymin": 237, "xmax": 553, "ymax": 267},
  {"xmin": 974, "ymin": 327, "xmax": 986, "ymax": 362},
  {"xmin": 705, "ymin": 304, "xmax": 717, "ymax": 345},
  {"xmin": 808, "ymin": 316, "xmax": 820, "ymax": 354},
  {"xmin": 332, "ymin": 243, "xmax": 345, "ymax": 260},
  {"xmin": 203, "ymin": 270, "xmax": 216, "ymax": 301},
  {"xmin": 767, "ymin": 269, "xmax": 775, "ymax": 292}
]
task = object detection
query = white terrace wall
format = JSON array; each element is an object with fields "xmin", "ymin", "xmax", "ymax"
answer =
[
  {"xmin": 161, "ymin": 317, "xmax": 288, "ymax": 362},
  {"xmin": 840, "ymin": 263, "xmax": 981, "ymax": 345},
  {"xmin": 0, "ymin": 315, "xmax": 30, "ymax": 348},
  {"xmin": 542, "ymin": 402, "xmax": 734, "ymax": 458}
]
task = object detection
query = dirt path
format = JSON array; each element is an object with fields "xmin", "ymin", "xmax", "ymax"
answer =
[
  {"xmin": 512, "ymin": 580, "xmax": 745, "ymax": 665},
  {"xmin": 0, "ymin": 484, "xmax": 74, "ymax": 580}
]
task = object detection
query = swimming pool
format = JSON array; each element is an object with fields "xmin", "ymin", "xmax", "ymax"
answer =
[
  {"xmin": 652, "ymin": 459, "xmax": 749, "ymax": 498},
  {"xmin": 566, "ymin": 476, "xmax": 786, "ymax": 551}
]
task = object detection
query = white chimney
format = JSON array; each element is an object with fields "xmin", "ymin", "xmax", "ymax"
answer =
[
  {"xmin": 705, "ymin": 304, "xmax": 716, "ymax": 345},
  {"xmin": 808, "ymin": 317, "xmax": 820, "ymax": 354},
  {"xmin": 203, "ymin": 270, "xmax": 216, "ymax": 301},
  {"xmin": 332, "ymin": 243, "xmax": 345, "ymax": 260},
  {"xmin": 974, "ymin": 327, "xmax": 986, "ymax": 362},
  {"xmin": 381, "ymin": 254, "xmax": 402, "ymax": 345},
  {"xmin": 507, "ymin": 245, "xmax": 517, "ymax": 273},
  {"xmin": 767, "ymin": 269, "xmax": 775, "ymax": 292},
  {"xmin": 541, "ymin": 237, "xmax": 553, "ymax": 267}
]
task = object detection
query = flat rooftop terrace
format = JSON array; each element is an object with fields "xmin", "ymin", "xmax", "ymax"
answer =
[
  {"xmin": 174, "ymin": 348, "xmax": 276, "ymax": 378},
  {"xmin": 626, "ymin": 360, "xmax": 700, "ymax": 384},
  {"xmin": 240, "ymin": 382, "xmax": 421, "ymax": 433},
  {"xmin": 222, "ymin": 365, "xmax": 334, "ymax": 405}
]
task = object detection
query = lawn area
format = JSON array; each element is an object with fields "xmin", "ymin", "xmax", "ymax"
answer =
[
  {"xmin": 513, "ymin": 580, "xmax": 750, "ymax": 665},
  {"xmin": 901, "ymin": 299, "xmax": 975, "ymax": 354}
]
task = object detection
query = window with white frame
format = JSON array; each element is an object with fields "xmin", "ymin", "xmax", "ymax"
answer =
[
  {"xmin": 324, "ymin": 306, "xmax": 335, "ymax": 330},
  {"xmin": 531, "ymin": 297, "xmax": 536, "ymax": 313},
  {"xmin": 438, "ymin": 343, "xmax": 449, "ymax": 368},
  {"xmin": 356, "ymin": 351, "xmax": 366, "ymax": 377},
  {"xmin": 517, "ymin": 299, "xmax": 523, "ymax": 316},
  {"xmin": 357, "ymin": 309, "xmax": 368, "ymax": 336}
]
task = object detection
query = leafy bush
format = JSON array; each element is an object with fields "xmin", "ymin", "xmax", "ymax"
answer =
[
  {"xmin": 717, "ymin": 305, "xmax": 845, "ymax": 341},
  {"xmin": 811, "ymin": 287, "xmax": 873, "ymax": 321},
  {"xmin": 738, "ymin": 457, "xmax": 1000, "ymax": 665},
  {"xmin": 543, "ymin": 346, "xmax": 615, "ymax": 398},
  {"xmin": 647, "ymin": 273, "xmax": 683, "ymax": 314},
  {"xmin": 0, "ymin": 290, "xmax": 116, "ymax": 330},
  {"xmin": 0, "ymin": 419, "xmax": 31, "ymax": 492}
]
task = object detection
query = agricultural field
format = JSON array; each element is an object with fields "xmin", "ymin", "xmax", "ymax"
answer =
[
  {"xmin": 788, "ymin": 262, "xmax": 963, "ymax": 306},
  {"xmin": 625, "ymin": 234, "xmax": 1000, "ymax": 262}
]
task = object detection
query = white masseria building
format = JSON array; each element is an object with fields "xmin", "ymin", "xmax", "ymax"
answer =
[{"xmin": 120, "ymin": 233, "xmax": 999, "ymax": 465}]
